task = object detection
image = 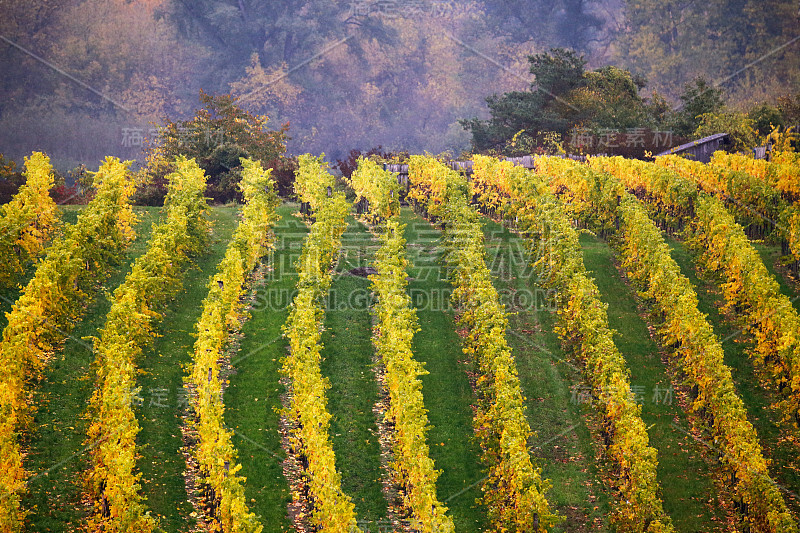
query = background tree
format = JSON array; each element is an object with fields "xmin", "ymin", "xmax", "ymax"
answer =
[
  {"xmin": 139, "ymin": 91, "xmax": 289, "ymax": 204},
  {"xmin": 672, "ymin": 78, "xmax": 725, "ymax": 137},
  {"xmin": 460, "ymin": 49, "xmax": 587, "ymax": 151},
  {"xmin": 461, "ymin": 48, "xmax": 665, "ymax": 155},
  {"xmin": 615, "ymin": 0, "xmax": 800, "ymax": 103},
  {"xmin": 778, "ymin": 92, "xmax": 800, "ymax": 130},
  {"xmin": 693, "ymin": 111, "xmax": 759, "ymax": 152},
  {"xmin": 479, "ymin": 0, "xmax": 604, "ymax": 51},
  {"xmin": 748, "ymin": 103, "xmax": 785, "ymax": 137},
  {"xmin": 0, "ymin": 155, "xmax": 24, "ymax": 204}
]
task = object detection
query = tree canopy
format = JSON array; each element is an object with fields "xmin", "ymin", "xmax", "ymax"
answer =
[
  {"xmin": 461, "ymin": 48, "xmax": 666, "ymax": 155},
  {"xmin": 138, "ymin": 91, "xmax": 290, "ymax": 204}
]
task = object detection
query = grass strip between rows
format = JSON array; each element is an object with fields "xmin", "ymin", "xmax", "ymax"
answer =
[{"xmin": 408, "ymin": 155, "xmax": 558, "ymax": 532}]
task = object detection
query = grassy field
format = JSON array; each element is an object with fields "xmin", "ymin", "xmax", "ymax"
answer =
[
  {"xmin": 321, "ymin": 215, "xmax": 387, "ymax": 523},
  {"xmin": 226, "ymin": 203, "xmax": 301, "ymax": 533},
  {"xmin": 20, "ymin": 206, "xmax": 239, "ymax": 531},
  {"xmin": 478, "ymin": 215, "xmax": 607, "ymax": 532},
  {"xmin": 135, "ymin": 206, "xmax": 239, "ymax": 530},
  {"xmin": 401, "ymin": 208, "xmax": 487, "ymax": 531}
]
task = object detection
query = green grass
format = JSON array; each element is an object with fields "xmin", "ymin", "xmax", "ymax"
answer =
[
  {"xmin": 135, "ymin": 206, "xmax": 239, "ymax": 531},
  {"xmin": 400, "ymin": 208, "xmax": 487, "ymax": 531},
  {"xmin": 56, "ymin": 204, "xmax": 82, "ymax": 226},
  {"xmin": 479, "ymin": 216, "xmax": 608, "ymax": 532},
  {"xmin": 22, "ymin": 206, "xmax": 161, "ymax": 531},
  {"xmin": 667, "ymin": 237, "xmax": 800, "ymax": 517},
  {"xmin": 321, "ymin": 214, "xmax": 388, "ymax": 523},
  {"xmin": 0, "ymin": 281, "xmax": 24, "ymax": 332},
  {"xmin": 579, "ymin": 233, "xmax": 729, "ymax": 532},
  {"xmin": 223, "ymin": 203, "xmax": 302, "ymax": 532}
]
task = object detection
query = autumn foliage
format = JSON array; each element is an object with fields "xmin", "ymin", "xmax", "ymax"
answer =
[
  {"xmin": 187, "ymin": 158, "xmax": 279, "ymax": 532},
  {"xmin": 0, "ymin": 156, "xmax": 137, "ymax": 531},
  {"xmin": 409, "ymin": 155, "xmax": 559, "ymax": 532},
  {"xmin": 544, "ymin": 156, "xmax": 798, "ymax": 533},
  {"xmin": 354, "ymin": 159, "xmax": 455, "ymax": 532},
  {"xmin": 0, "ymin": 152, "xmax": 59, "ymax": 289},
  {"xmin": 281, "ymin": 155, "xmax": 358, "ymax": 532},
  {"xmin": 86, "ymin": 157, "xmax": 208, "ymax": 532}
]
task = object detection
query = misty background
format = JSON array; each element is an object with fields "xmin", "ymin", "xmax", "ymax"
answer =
[{"xmin": 0, "ymin": 0, "xmax": 798, "ymax": 170}]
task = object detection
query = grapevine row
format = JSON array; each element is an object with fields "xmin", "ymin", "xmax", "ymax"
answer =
[
  {"xmin": 187, "ymin": 159, "xmax": 279, "ymax": 533},
  {"xmin": 655, "ymin": 154, "xmax": 800, "ymax": 261},
  {"xmin": 85, "ymin": 156, "xmax": 209, "ymax": 532},
  {"xmin": 535, "ymin": 156, "xmax": 798, "ymax": 533},
  {"xmin": 348, "ymin": 157, "xmax": 401, "ymax": 224},
  {"xmin": 771, "ymin": 150, "xmax": 800, "ymax": 177},
  {"xmin": 408, "ymin": 155, "xmax": 558, "ymax": 532},
  {"xmin": 0, "ymin": 152, "xmax": 58, "ymax": 288},
  {"xmin": 281, "ymin": 155, "xmax": 360, "ymax": 532},
  {"xmin": 711, "ymin": 151, "xmax": 800, "ymax": 201},
  {"xmin": 587, "ymin": 156, "xmax": 696, "ymax": 234},
  {"xmin": 616, "ymin": 198, "xmax": 798, "ymax": 533},
  {"xmin": 691, "ymin": 198, "xmax": 800, "ymax": 424},
  {"xmin": 591, "ymin": 156, "xmax": 800, "ymax": 428},
  {"xmin": 353, "ymin": 158, "xmax": 454, "ymax": 532},
  {"xmin": 471, "ymin": 155, "xmax": 674, "ymax": 532},
  {"xmin": 294, "ymin": 153, "xmax": 339, "ymax": 213},
  {"xmin": 0, "ymin": 156, "xmax": 136, "ymax": 532}
]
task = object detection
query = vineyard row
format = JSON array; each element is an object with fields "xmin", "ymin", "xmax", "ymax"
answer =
[
  {"xmin": 85, "ymin": 156, "xmax": 208, "ymax": 532},
  {"xmin": 187, "ymin": 158, "xmax": 280, "ymax": 532},
  {"xmin": 0, "ymin": 156, "xmax": 137, "ymax": 531}
]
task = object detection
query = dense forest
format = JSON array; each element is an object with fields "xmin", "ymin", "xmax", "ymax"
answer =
[{"xmin": 0, "ymin": 0, "xmax": 798, "ymax": 166}]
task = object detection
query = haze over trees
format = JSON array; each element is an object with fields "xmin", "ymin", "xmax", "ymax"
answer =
[{"xmin": 0, "ymin": 0, "xmax": 797, "ymax": 165}]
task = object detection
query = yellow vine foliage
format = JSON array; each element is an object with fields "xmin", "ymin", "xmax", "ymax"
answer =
[
  {"xmin": 282, "ymin": 155, "xmax": 360, "ymax": 532},
  {"xmin": 594, "ymin": 154, "xmax": 800, "ymax": 430},
  {"xmin": 617, "ymin": 197, "xmax": 797, "ymax": 533},
  {"xmin": 409, "ymin": 156, "xmax": 558, "ymax": 532},
  {"xmin": 656, "ymin": 153, "xmax": 800, "ymax": 261},
  {"xmin": 187, "ymin": 158, "xmax": 278, "ymax": 533},
  {"xmin": 711, "ymin": 151, "xmax": 800, "ymax": 200},
  {"xmin": 357, "ymin": 154, "xmax": 455, "ymax": 532},
  {"xmin": 407, "ymin": 154, "xmax": 467, "ymax": 221},
  {"xmin": 545, "ymin": 156, "xmax": 798, "ymax": 533},
  {"xmin": 0, "ymin": 156, "xmax": 136, "ymax": 532},
  {"xmin": 0, "ymin": 151, "xmax": 59, "ymax": 288},
  {"xmin": 86, "ymin": 156, "xmax": 208, "ymax": 533},
  {"xmin": 293, "ymin": 153, "xmax": 337, "ymax": 213},
  {"xmin": 348, "ymin": 156, "xmax": 401, "ymax": 224}
]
